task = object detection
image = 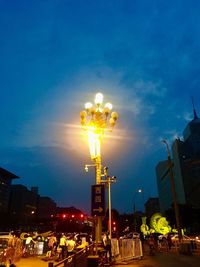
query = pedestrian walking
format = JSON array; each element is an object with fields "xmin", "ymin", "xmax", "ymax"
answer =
[
  {"xmin": 59, "ymin": 233, "xmax": 68, "ymax": 260},
  {"xmin": 103, "ymin": 233, "xmax": 112, "ymax": 262},
  {"xmin": 167, "ymin": 233, "xmax": 172, "ymax": 251},
  {"xmin": 48, "ymin": 233, "xmax": 57, "ymax": 256},
  {"xmin": 67, "ymin": 236, "xmax": 76, "ymax": 257},
  {"xmin": 148, "ymin": 234, "xmax": 155, "ymax": 255}
]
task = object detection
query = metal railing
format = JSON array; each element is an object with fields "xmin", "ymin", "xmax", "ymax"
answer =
[
  {"xmin": 159, "ymin": 239, "xmax": 200, "ymax": 255},
  {"xmin": 48, "ymin": 244, "xmax": 94, "ymax": 267}
]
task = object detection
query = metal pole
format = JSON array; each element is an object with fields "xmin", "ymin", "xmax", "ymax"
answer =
[
  {"xmin": 108, "ymin": 176, "xmax": 112, "ymax": 239},
  {"xmin": 133, "ymin": 193, "xmax": 137, "ymax": 232},
  {"xmin": 163, "ymin": 140, "xmax": 182, "ymax": 241},
  {"xmin": 95, "ymin": 155, "xmax": 102, "ymax": 244}
]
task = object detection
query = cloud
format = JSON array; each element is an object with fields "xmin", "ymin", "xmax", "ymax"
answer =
[
  {"xmin": 132, "ymin": 80, "xmax": 167, "ymax": 98},
  {"xmin": 10, "ymin": 67, "xmax": 168, "ymax": 152},
  {"xmin": 183, "ymin": 112, "xmax": 194, "ymax": 122}
]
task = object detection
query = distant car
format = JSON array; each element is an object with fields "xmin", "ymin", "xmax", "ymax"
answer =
[
  {"xmin": 158, "ymin": 234, "xmax": 191, "ymax": 243},
  {"xmin": 0, "ymin": 232, "xmax": 11, "ymax": 236},
  {"xmin": 171, "ymin": 234, "xmax": 191, "ymax": 243},
  {"xmin": 0, "ymin": 235, "xmax": 15, "ymax": 265},
  {"xmin": 194, "ymin": 236, "xmax": 200, "ymax": 243},
  {"xmin": 158, "ymin": 234, "xmax": 167, "ymax": 241},
  {"xmin": 74, "ymin": 233, "xmax": 92, "ymax": 245},
  {"xmin": 120, "ymin": 232, "xmax": 140, "ymax": 239}
]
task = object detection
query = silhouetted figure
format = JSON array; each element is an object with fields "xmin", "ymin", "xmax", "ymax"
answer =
[
  {"xmin": 148, "ymin": 234, "xmax": 155, "ymax": 255},
  {"xmin": 167, "ymin": 234, "xmax": 172, "ymax": 250},
  {"xmin": 103, "ymin": 233, "xmax": 112, "ymax": 262}
]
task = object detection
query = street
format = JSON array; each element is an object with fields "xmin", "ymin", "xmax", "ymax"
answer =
[
  {"xmin": 13, "ymin": 250, "xmax": 200, "ymax": 267},
  {"xmin": 114, "ymin": 252, "xmax": 200, "ymax": 267},
  {"xmin": 13, "ymin": 256, "xmax": 50, "ymax": 267}
]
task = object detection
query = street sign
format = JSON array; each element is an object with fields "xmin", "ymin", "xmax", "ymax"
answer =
[{"xmin": 91, "ymin": 184, "xmax": 105, "ymax": 216}]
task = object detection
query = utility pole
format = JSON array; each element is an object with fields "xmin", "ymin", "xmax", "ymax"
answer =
[{"xmin": 162, "ymin": 140, "xmax": 182, "ymax": 241}]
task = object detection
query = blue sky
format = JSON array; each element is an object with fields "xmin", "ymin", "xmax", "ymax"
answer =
[{"xmin": 0, "ymin": 0, "xmax": 200, "ymax": 214}]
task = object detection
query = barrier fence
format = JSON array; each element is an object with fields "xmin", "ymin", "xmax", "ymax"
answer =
[
  {"xmin": 48, "ymin": 244, "xmax": 94, "ymax": 267},
  {"xmin": 47, "ymin": 237, "xmax": 200, "ymax": 266},
  {"xmin": 173, "ymin": 240, "xmax": 200, "ymax": 256},
  {"xmin": 47, "ymin": 238, "xmax": 143, "ymax": 267},
  {"xmin": 112, "ymin": 238, "xmax": 143, "ymax": 262}
]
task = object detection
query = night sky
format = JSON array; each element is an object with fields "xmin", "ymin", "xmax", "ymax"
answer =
[{"xmin": 0, "ymin": 0, "xmax": 200, "ymax": 214}]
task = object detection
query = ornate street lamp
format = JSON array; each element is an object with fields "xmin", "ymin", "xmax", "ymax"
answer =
[{"xmin": 80, "ymin": 92, "xmax": 118, "ymax": 243}]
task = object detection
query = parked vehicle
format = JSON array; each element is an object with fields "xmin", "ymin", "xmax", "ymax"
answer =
[
  {"xmin": 158, "ymin": 233, "xmax": 191, "ymax": 243},
  {"xmin": 120, "ymin": 232, "xmax": 140, "ymax": 239}
]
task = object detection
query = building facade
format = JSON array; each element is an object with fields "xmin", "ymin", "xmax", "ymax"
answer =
[
  {"xmin": 156, "ymin": 108, "xmax": 200, "ymax": 214},
  {"xmin": 9, "ymin": 184, "xmax": 39, "ymax": 225},
  {"xmin": 0, "ymin": 167, "xmax": 19, "ymax": 214},
  {"xmin": 145, "ymin": 197, "xmax": 160, "ymax": 219},
  {"xmin": 37, "ymin": 196, "xmax": 57, "ymax": 219}
]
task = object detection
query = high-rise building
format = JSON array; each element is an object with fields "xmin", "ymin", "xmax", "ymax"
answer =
[
  {"xmin": 145, "ymin": 197, "xmax": 160, "ymax": 219},
  {"xmin": 0, "ymin": 167, "xmax": 19, "ymax": 213},
  {"xmin": 9, "ymin": 184, "xmax": 38, "ymax": 224},
  {"xmin": 156, "ymin": 107, "xmax": 200, "ymax": 214},
  {"xmin": 37, "ymin": 196, "xmax": 57, "ymax": 219}
]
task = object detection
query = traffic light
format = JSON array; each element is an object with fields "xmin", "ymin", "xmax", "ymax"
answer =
[
  {"xmin": 62, "ymin": 214, "xmax": 66, "ymax": 219},
  {"xmin": 112, "ymin": 221, "xmax": 116, "ymax": 231}
]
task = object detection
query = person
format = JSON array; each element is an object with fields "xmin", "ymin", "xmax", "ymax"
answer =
[
  {"xmin": 148, "ymin": 234, "xmax": 155, "ymax": 255},
  {"xmin": 59, "ymin": 233, "xmax": 68, "ymax": 260},
  {"xmin": 67, "ymin": 236, "xmax": 76, "ymax": 258},
  {"xmin": 24, "ymin": 234, "xmax": 35, "ymax": 256},
  {"xmin": 167, "ymin": 233, "xmax": 172, "ymax": 251},
  {"xmin": 14, "ymin": 233, "xmax": 23, "ymax": 261},
  {"xmin": 48, "ymin": 233, "xmax": 57, "ymax": 256},
  {"xmin": 103, "ymin": 233, "xmax": 112, "ymax": 262}
]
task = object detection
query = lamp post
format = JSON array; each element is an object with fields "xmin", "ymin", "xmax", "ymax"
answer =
[
  {"xmin": 102, "ymin": 167, "xmax": 116, "ymax": 239},
  {"xmin": 162, "ymin": 140, "xmax": 182, "ymax": 241},
  {"xmin": 80, "ymin": 92, "xmax": 118, "ymax": 243},
  {"xmin": 133, "ymin": 189, "xmax": 142, "ymax": 232},
  {"xmin": 133, "ymin": 189, "xmax": 143, "ymax": 212}
]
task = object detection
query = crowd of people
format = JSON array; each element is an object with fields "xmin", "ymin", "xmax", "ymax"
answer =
[
  {"xmin": 1, "ymin": 231, "xmax": 92, "ymax": 265},
  {"xmin": 1, "ymin": 230, "xmax": 176, "ymax": 266},
  {"xmin": 45, "ymin": 232, "xmax": 79, "ymax": 260}
]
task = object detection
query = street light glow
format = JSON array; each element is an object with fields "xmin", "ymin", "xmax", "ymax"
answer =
[
  {"xmin": 104, "ymin": 102, "xmax": 112, "ymax": 110},
  {"xmin": 85, "ymin": 102, "xmax": 93, "ymax": 110},
  {"xmin": 95, "ymin": 92, "xmax": 103, "ymax": 105},
  {"xmin": 88, "ymin": 130, "xmax": 101, "ymax": 159},
  {"xmin": 80, "ymin": 92, "xmax": 118, "ymax": 160}
]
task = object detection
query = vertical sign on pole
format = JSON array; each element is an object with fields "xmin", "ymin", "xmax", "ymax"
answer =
[{"xmin": 91, "ymin": 184, "xmax": 106, "ymax": 216}]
